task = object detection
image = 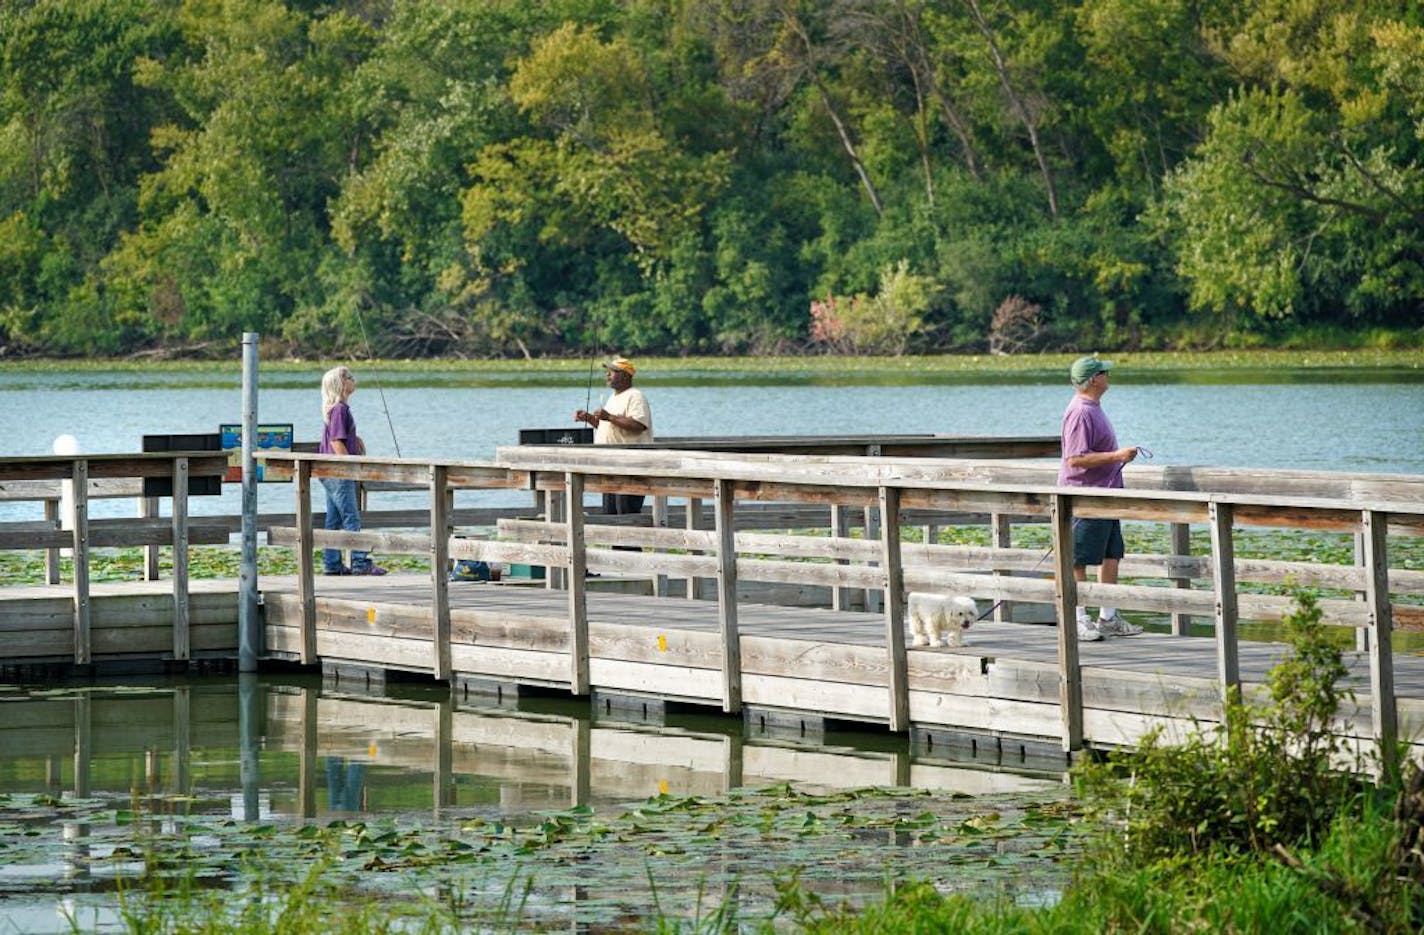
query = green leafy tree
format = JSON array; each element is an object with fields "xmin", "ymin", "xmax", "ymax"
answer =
[
  {"xmin": 460, "ymin": 20, "xmax": 731, "ymax": 352},
  {"xmin": 0, "ymin": 0, "xmax": 177, "ymax": 353},
  {"xmin": 1158, "ymin": 2, "xmax": 1424, "ymax": 328}
]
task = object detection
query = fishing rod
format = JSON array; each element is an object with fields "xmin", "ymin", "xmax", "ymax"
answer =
[
  {"xmin": 352, "ymin": 305, "xmax": 402, "ymax": 457},
  {"xmin": 973, "ymin": 445, "xmax": 1153, "ymax": 623}
]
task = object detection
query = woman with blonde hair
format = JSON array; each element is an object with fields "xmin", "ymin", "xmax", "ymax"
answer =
[{"xmin": 319, "ymin": 366, "xmax": 385, "ymax": 576}]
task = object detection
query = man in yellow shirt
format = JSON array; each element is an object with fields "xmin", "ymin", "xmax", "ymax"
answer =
[{"xmin": 575, "ymin": 356, "xmax": 653, "ymax": 518}]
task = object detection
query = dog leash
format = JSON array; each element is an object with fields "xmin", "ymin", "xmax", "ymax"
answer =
[
  {"xmin": 974, "ymin": 542, "xmax": 1056, "ymax": 622},
  {"xmin": 969, "ymin": 442, "xmax": 1152, "ymax": 623}
]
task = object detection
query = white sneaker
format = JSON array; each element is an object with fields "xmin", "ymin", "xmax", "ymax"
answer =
[
  {"xmin": 1076, "ymin": 621, "xmax": 1103, "ymax": 642},
  {"xmin": 1097, "ymin": 612, "xmax": 1142, "ymax": 637}
]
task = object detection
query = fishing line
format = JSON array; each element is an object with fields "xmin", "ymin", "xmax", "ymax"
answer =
[
  {"xmin": 580, "ymin": 308, "xmax": 598, "ymax": 412},
  {"xmin": 352, "ymin": 305, "xmax": 402, "ymax": 457},
  {"xmin": 974, "ymin": 530, "xmax": 1064, "ymax": 623},
  {"xmin": 973, "ymin": 445, "xmax": 1152, "ymax": 623}
]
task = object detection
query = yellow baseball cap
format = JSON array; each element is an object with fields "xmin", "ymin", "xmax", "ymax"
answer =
[{"xmin": 602, "ymin": 357, "xmax": 636, "ymax": 376}]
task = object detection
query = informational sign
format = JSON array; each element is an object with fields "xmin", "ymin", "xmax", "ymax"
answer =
[{"xmin": 221, "ymin": 423, "xmax": 294, "ymax": 483}]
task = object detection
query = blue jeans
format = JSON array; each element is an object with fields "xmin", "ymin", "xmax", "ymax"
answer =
[{"xmin": 320, "ymin": 477, "xmax": 371, "ymax": 572}]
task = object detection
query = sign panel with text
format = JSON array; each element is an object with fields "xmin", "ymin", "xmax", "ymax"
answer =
[{"xmin": 220, "ymin": 424, "xmax": 294, "ymax": 483}]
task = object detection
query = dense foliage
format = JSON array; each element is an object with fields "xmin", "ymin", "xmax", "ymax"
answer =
[
  {"xmin": 3, "ymin": 0, "xmax": 1423, "ymax": 359},
  {"xmin": 1074, "ymin": 591, "xmax": 1366, "ymax": 859}
]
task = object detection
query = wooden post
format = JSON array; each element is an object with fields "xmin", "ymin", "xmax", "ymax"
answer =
[
  {"xmin": 139, "ymin": 496, "xmax": 161, "ymax": 581},
  {"xmin": 294, "ymin": 461, "xmax": 317, "ymax": 665},
  {"xmin": 878, "ymin": 486, "xmax": 908, "ymax": 732},
  {"xmin": 170, "ymin": 457, "xmax": 190, "ymax": 661},
  {"xmin": 1353, "ymin": 531, "xmax": 1370, "ymax": 653},
  {"xmin": 1170, "ymin": 522, "xmax": 1192, "ymax": 636},
  {"xmin": 652, "ymin": 495, "xmax": 670, "ymax": 597},
  {"xmin": 864, "ymin": 505, "xmax": 881, "ymax": 613},
  {"xmin": 430, "ymin": 464, "xmax": 451, "ymax": 681},
  {"xmin": 831, "ymin": 504, "xmax": 852, "ymax": 611},
  {"xmin": 1209, "ymin": 502, "xmax": 1239, "ymax": 695},
  {"xmin": 566, "ymin": 472, "xmax": 589, "ymax": 694},
  {"xmin": 713, "ymin": 478, "xmax": 742, "ymax": 713},
  {"xmin": 1049, "ymin": 494, "xmax": 1083, "ymax": 752},
  {"xmin": 43, "ymin": 498, "xmax": 61, "ymax": 584},
  {"xmin": 548, "ymin": 485, "xmax": 566, "ymax": 591},
  {"xmin": 70, "ymin": 458, "xmax": 91, "ymax": 666},
  {"xmin": 685, "ymin": 496, "xmax": 704, "ymax": 600},
  {"xmin": 1361, "ymin": 509, "xmax": 1398, "ymax": 781},
  {"xmin": 990, "ymin": 513, "xmax": 1011, "ymax": 622}
]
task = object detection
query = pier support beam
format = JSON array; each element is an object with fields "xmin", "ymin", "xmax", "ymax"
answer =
[
  {"xmin": 1362, "ymin": 509, "xmax": 1398, "ymax": 781},
  {"xmin": 1209, "ymin": 501, "xmax": 1239, "ymax": 696},
  {"xmin": 713, "ymin": 478, "xmax": 742, "ymax": 713},
  {"xmin": 1049, "ymin": 494, "xmax": 1083, "ymax": 752},
  {"xmin": 878, "ymin": 486, "xmax": 908, "ymax": 733}
]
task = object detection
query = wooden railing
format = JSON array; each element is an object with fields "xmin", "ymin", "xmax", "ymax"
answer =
[
  {"xmin": 0, "ymin": 452, "xmax": 229, "ymax": 664},
  {"xmin": 258, "ymin": 447, "xmax": 1424, "ymax": 762}
]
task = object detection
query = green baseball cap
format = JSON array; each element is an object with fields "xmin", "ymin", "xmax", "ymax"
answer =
[{"xmin": 1070, "ymin": 355, "xmax": 1113, "ymax": 383}]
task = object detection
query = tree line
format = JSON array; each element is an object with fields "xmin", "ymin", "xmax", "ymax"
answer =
[{"xmin": 2, "ymin": 0, "xmax": 1421, "ymax": 360}]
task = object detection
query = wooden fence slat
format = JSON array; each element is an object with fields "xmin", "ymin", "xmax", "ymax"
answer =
[
  {"xmin": 1170, "ymin": 522, "xmax": 1192, "ymax": 636},
  {"xmin": 653, "ymin": 494, "xmax": 670, "ymax": 597},
  {"xmin": 990, "ymin": 512, "xmax": 1012, "ymax": 623},
  {"xmin": 141, "ymin": 497, "xmax": 161, "ymax": 581},
  {"xmin": 1362, "ymin": 509, "xmax": 1397, "ymax": 780},
  {"xmin": 547, "ymin": 485, "xmax": 564, "ymax": 591},
  {"xmin": 686, "ymin": 496, "xmax": 705, "ymax": 601},
  {"xmin": 879, "ymin": 486, "xmax": 908, "ymax": 733},
  {"xmin": 294, "ymin": 461, "xmax": 316, "ymax": 664},
  {"xmin": 70, "ymin": 459, "xmax": 90, "ymax": 666},
  {"xmin": 171, "ymin": 457, "xmax": 189, "ymax": 661},
  {"xmin": 430, "ymin": 465, "xmax": 451, "ymax": 681},
  {"xmin": 1050, "ymin": 494, "xmax": 1083, "ymax": 752},
  {"xmin": 566, "ymin": 472, "xmax": 589, "ymax": 694},
  {"xmin": 1209, "ymin": 501, "xmax": 1239, "ymax": 695},
  {"xmin": 864, "ymin": 505, "xmax": 882, "ymax": 613},
  {"xmin": 43, "ymin": 498, "xmax": 60, "ymax": 584},
  {"xmin": 714, "ymin": 478, "xmax": 742, "ymax": 713},
  {"xmin": 831, "ymin": 504, "xmax": 852, "ymax": 611}
]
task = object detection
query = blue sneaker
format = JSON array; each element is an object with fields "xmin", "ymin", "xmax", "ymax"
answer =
[{"xmin": 449, "ymin": 560, "xmax": 490, "ymax": 582}]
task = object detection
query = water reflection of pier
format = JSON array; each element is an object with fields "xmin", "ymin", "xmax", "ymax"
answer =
[{"xmin": 0, "ymin": 679, "xmax": 1062, "ymax": 822}]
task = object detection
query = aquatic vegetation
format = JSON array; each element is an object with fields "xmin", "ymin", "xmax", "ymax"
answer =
[{"xmin": 0, "ymin": 784, "xmax": 1086, "ymax": 932}]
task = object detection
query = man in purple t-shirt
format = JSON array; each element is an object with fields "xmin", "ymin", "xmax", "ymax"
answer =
[{"xmin": 1059, "ymin": 355, "xmax": 1142, "ymax": 641}]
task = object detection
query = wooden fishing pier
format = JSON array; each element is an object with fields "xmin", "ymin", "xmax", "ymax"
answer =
[{"xmin": 3, "ymin": 437, "xmax": 1423, "ymax": 768}]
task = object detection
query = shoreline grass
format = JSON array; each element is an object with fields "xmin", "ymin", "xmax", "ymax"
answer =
[{"xmin": 1, "ymin": 347, "xmax": 1421, "ymax": 375}]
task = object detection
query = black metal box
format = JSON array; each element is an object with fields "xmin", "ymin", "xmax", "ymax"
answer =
[
  {"xmin": 141, "ymin": 433, "xmax": 223, "ymax": 497},
  {"xmin": 518, "ymin": 427, "xmax": 594, "ymax": 445}
]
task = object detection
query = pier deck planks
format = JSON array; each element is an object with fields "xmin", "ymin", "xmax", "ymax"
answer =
[
  {"xmin": 5, "ymin": 571, "xmax": 1422, "ymax": 756},
  {"xmin": 255, "ymin": 573, "xmax": 1424, "ymax": 755}
]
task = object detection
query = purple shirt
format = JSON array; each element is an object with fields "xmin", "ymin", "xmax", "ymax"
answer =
[
  {"xmin": 1058, "ymin": 395, "xmax": 1122, "ymax": 488},
  {"xmin": 320, "ymin": 402, "xmax": 357, "ymax": 455}
]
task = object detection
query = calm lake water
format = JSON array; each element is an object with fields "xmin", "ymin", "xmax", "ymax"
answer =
[
  {"xmin": 0, "ymin": 676, "xmax": 1072, "ymax": 932},
  {"xmin": 1, "ymin": 363, "xmax": 1421, "ymax": 521}
]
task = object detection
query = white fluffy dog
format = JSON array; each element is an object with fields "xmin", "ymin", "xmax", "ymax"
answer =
[{"xmin": 908, "ymin": 592, "xmax": 979, "ymax": 648}]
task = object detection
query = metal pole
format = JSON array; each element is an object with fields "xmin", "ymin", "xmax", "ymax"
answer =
[{"xmin": 239, "ymin": 333, "xmax": 260, "ymax": 671}]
